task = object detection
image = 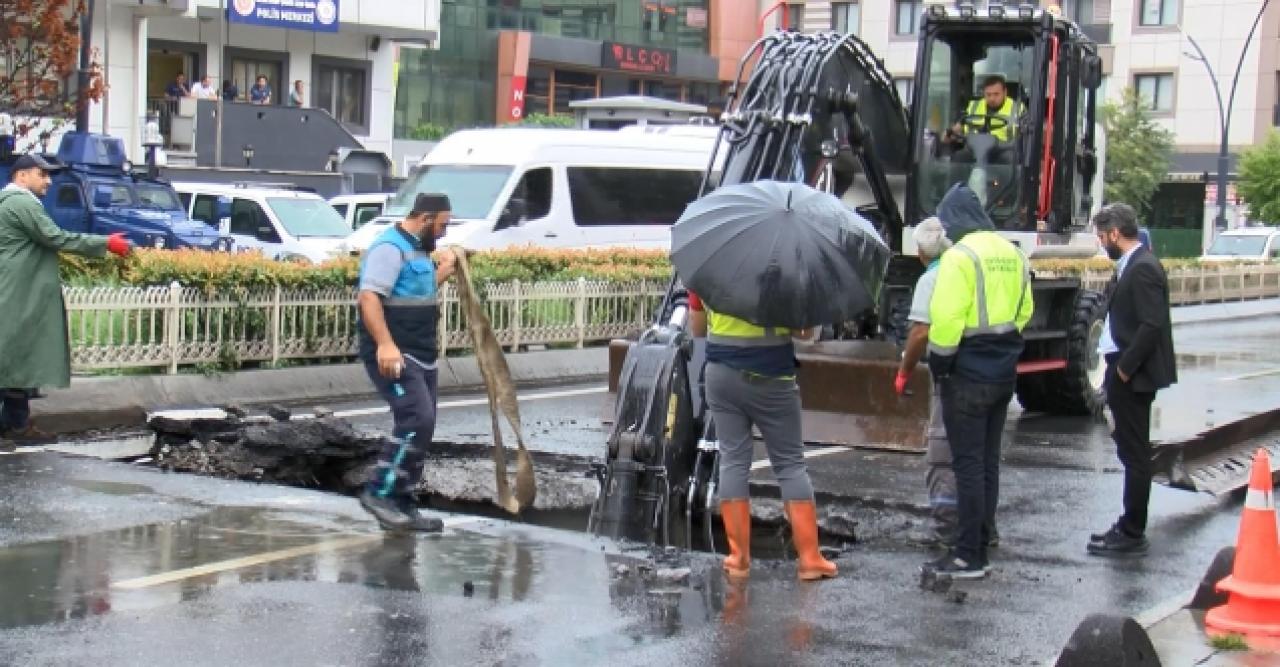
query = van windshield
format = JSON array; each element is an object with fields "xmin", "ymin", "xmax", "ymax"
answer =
[
  {"xmin": 388, "ymin": 165, "xmax": 513, "ymax": 221},
  {"xmin": 267, "ymin": 198, "xmax": 351, "ymax": 238},
  {"xmin": 1206, "ymin": 234, "xmax": 1268, "ymax": 256}
]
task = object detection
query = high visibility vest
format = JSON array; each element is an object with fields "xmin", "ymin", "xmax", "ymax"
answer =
[
  {"xmin": 964, "ymin": 97, "xmax": 1020, "ymax": 142},
  {"xmin": 706, "ymin": 309, "xmax": 791, "ymax": 347},
  {"xmin": 927, "ymin": 231, "xmax": 1033, "ymax": 357}
]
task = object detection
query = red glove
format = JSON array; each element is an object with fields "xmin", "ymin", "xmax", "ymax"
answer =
[
  {"xmin": 894, "ymin": 371, "xmax": 909, "ymax": 396},
  {"xmin": 687, "ymin": 290, "xmax": 703, "ymax": 312},
  {"xmin": 106, "ymin": 232, "xmax": 133, "ymax": 257}
]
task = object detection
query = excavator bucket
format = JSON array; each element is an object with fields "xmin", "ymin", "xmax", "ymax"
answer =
[{"xmin": 608, "ymin": 338, "xmax": 931, "ymax": 452}]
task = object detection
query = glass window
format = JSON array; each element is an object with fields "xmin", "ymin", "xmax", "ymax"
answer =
[
  {"xmin": 646, "ymin": 80, "xmax": 683, "ymax": 102},
  {"xmin": 315, "ymin": 61, "xmax": 368, "ymax": 130},
  {"xmin": 1135, "ymin": 73, "xmax": 1175, "ymax": 112},
  {"xmin": 1206, "ymin": 234, "xmax": 1268, "ymax": 256},
  {"xmin": 230, "ymin": 199, "xmax": 269, "ymax": 236},
  {"xmin": 511, "ymin": 167, "xmax": 553, "ymax": 220},
  {"xmin": 832, "ymin": 2, "xmax": 860, "ymax": 34},
  {"xmin": 567, "ymin": 168, "xmax": 702, "ymax": 226},
  {"xmin": 178, "ymin": 192, "xmax": 192, "ymax": 209},
  {"xmin": 56, "ymin": 185, "xmax": 82, "ymax": 208},
  {"xmin": 894, "ymin": 77, "xmax": 914, "ymax": 105},
  {"xmin": 266, "ymin": 198, "xmax": 351, "ymax": 238},
  {"xmin": 353, "ymin": 204, "xmax": 384, "ymax": 228},
  {"xmin": 553, "ymin": 69, "xmax": 597, "ymax": 115},
  {"xmin": 1062, "ymin": 0, "xmax": 1093, "ymax": 24},
  {"xmin": 526, "ymin": 65, "xmax": 553, "ymax": 117},
  {"xmin": 785, "ymin": 3, "xmax": 803, "ymax": 30},
  {"xmin": 895, "ymin": 0, "xmax": 921, "ymax": 35},
  {"xmin": 1138, "ymin": 0, "xmax": 1177, "ymax": 26},
  {"xmin": 91, "ymin": 180, "xmax": 133, "ymax": 207},
  {"xmin": 135, "ymin": 183, "xmax": 182, "ymax": 210},
  {"xmin": 230, "ymin": 58, "xmax": 282, "ymax": 104},
  {"xmin": 388, "ymin": 165, "xmax": 514, "ymax": 221},
  {"xmin": 192, "ymin": 194, "xmax": 221, "ymax": 226},
  {"xmin": 332, "ymin": 203, "xmax": 349, "ymax": 220}
]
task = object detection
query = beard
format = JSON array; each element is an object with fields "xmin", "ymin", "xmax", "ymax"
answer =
[
  {"xmin": 419, "ymin": 229, "xmax": 438, "ymax": 253},
  {"xmin": 1104, "ymin": 242, "xmax": 1123, "ymax": 261}
]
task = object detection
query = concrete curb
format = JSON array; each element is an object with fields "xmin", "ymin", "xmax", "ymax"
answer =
[
  {"xmin": 1171, "ymin": 297, "xmax": 1280, "ymax": 326},
  {"xmin": 33, "ymin": 347, "xmax": 609, "ymax": 434}
]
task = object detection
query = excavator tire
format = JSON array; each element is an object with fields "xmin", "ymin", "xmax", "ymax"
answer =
[{"xmin": 1016, "ymin": 289, "xmax": 1106, "ymax": 416}]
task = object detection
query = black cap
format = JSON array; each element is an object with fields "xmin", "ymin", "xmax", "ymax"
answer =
[
  {"xmin": 411, "ymin": 193, "xmax": 451, "ymax": 216},
  {"xmin": 11, "ymin": 153, "xmax": 62, "ymax": 174}
]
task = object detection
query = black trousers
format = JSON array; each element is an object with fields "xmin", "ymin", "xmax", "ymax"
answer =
[
  {"xmin": 1104, "ymin": 358, "xmax": 1157, "ymax": 537},
  {"xmin": 940, "ymin": 376, "xmax": 1014, "ymax": 565},
  {"xmin": 363, "ymin": 360, "xmax": 438, "ymax": 499},
  {"xmin": 1, "ymin": 389, "xmax": 32, "ymax": 432}
]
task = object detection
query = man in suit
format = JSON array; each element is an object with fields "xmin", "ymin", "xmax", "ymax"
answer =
[{"xmin": 1089, "ymin": 203, "xmax": 1177, "ymax": 557}]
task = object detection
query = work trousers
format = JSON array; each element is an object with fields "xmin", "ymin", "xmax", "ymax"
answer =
[
  {"xmin": 925, "ymin": 383, "xmax": 999, "ymax": 544},
  {"xmin": 1104, "ymin": 357, "xmax": 1157, "ymax": 537},
  {"xmin": 706, "ymin": 362, "xmax": 814, "ymax": 502},
  {"xmin": 941, "ymin": 376, "xmax": 1014, "ymax": 565},
  {"xmin": 1, "ymin": 389, "xmax": 31, "ymax": 432},
  {"xmin": 363, "ymin": 360, "xmax": 438, "ymax": 499}
]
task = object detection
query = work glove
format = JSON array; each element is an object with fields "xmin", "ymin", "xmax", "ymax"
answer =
[
  {"xmin": 106, "ymin": 232, "xmax": 134, "ymax": 258},
  {"xmin": 894, "ymin": 371, "xmax": 909, "ymax": 396}
]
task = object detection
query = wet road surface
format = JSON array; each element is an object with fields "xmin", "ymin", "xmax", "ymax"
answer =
[{"xmin": 0, "ymin": 308, "xmax": 1277, "ymax": 665}]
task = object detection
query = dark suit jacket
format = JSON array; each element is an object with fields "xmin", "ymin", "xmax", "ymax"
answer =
[{"xmin": 1107, "ymin": 245, "xmax": 1177, "ymax": 393}]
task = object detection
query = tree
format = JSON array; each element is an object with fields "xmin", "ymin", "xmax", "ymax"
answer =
[
  {"xmin": 0, "ymin": 0, "xmax": 103, "ymax": 148},
  {"xmin": 1100, "ymin": 87, "xmax": 1175, "ymax": 215},
  {"xmin": 1237, "ymin": 130, "xmax": 1280, "ymax": 224}
]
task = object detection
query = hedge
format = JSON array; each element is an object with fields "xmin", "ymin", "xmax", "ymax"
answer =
[{"xmin": 60, "ymin": 248, "xmax": 1250, "ymax": 292}]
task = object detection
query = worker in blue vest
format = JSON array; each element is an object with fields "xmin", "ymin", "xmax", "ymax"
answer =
[
  {"xmin": 356, "ymin": 192, "xmax": 457, "ymax": 533},
  {"xmin": 688, "ymin": 291, "xmax": 837, "ymax": 582}
]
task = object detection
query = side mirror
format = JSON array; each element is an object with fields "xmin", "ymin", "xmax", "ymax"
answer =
[
  {"xmin": 495, "ymin": 198, "xmax": 528, "ymax": 231},
  {"xmin": 255, "ymin": 225, "xmax": 280, "ymax": 243},
  {"xmin": 1082, "ymin": 54, "xmax": 1103, "ymax": 90},
  {"xmin": 94, "ymin": 186, "xmax": 113, "ymax": 208}
]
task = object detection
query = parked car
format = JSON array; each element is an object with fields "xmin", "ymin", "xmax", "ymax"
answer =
[
  {"xmin": 1200, "ymin": 227, "xmax": 1280, "ymax": 263},
  {"xmin": 0, "ymin": 133, "xmax": 226, "ymax": 250},
  {"xmin": 329, "ymin": 192, "xmax": 392, "ymax": 230},
  {"xmin": 172, "ymin": 182, "xmax": 349, "ymax": 263},
  {"xmin": 339, "ymin": 126, "xmax": 718, "ymax": 255}
]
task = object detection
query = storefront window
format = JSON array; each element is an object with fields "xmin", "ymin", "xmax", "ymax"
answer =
[
  {"xmin": 645, "ymin": 80, "xmax": 683, "ymax": 102},
  {"xmin": 553, "ymin": 69, "xmax": 598, "ymax": 115},
  {"xmin": 526, "ymin": 65, "xmax": 552, "ymax": 116}
]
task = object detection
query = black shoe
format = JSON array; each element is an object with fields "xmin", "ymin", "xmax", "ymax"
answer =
[
  {"xmin": 1090, "ymin": 522, "xmax": 1124, "ymax": 544},
  {"xmin": 1087, "ymin": 527, "xmax": 1149, "ymax": 557},
  {"xmin": 360, "ymin": 490, "xmax": 411, "ymax": 532},
  {"xmin": 397, "ymin": 497, "xmax": 443, "ymax": 533},
  {"xmin": 2, "ymin": 425, "xmax": 56, "ymax": 445},
  {"xmin": 986, "ymin": 525, "xmax": 1000, "ymax": 549},
  {"xmin": 920, "ymin": 553, "xmax": 986, "ymax": 580}
]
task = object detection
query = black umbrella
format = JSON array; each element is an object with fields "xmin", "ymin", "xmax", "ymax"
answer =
[{"xmin": 671, "ymin": 180, "xmax": 891, "ymax": 329}]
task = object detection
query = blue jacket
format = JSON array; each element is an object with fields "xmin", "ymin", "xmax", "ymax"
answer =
[{"xmin": 357, "ymin": 226, "xmax": 440, "ymax": 364}]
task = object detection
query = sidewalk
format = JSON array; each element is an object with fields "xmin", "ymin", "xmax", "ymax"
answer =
[{"xmin": 1172, "ymin": 297, "xmax": 1280, "ymax": 326}]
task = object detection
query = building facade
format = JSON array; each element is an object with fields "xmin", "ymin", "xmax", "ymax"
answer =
[{"xmin": 771, "ymin": 0, "xmax": 1280, "ymax": 253}]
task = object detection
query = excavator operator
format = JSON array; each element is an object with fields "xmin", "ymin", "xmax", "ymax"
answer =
[{"xmin": 946, "ymin": 74, "xmax": 1023, "ymax": 146}]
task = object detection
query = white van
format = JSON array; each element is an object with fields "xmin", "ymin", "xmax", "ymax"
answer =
[
  {"xmin": 173, "ymin": 182, "xmax": 350, "ymax": 263},
  {"xmin": 329, "ymin": 192, "xmax": 392, "ymax": 230},
  {"xmin": 340, "ymin": 127, "xmax": 718, "ymax": 254},
  {"xmin": 1201, "ymin": 227, "xmax": 1280, "ymax": 263}
]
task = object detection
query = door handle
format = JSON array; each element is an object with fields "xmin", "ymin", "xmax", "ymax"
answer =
[{"xmin": 544, "ymin": 232, "xmax": 558, "ymax": 238}]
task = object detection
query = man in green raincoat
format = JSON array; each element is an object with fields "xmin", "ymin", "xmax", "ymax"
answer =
[{"xmin": 0, "ymin": 153, "xmax": 133, "ymax": 449}]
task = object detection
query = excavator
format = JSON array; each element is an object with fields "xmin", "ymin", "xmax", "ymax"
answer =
[{"xmin": 588, "ymin": 5, "xmax": 1112, "ymax": 546}]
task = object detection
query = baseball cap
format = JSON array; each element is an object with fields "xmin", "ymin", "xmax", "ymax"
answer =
[
  {"xmin": 11, "ymin": 153, "xmax": 63, "ymax": 173},
  {"xmin": 410, "ymin": 193, "xmax": 451, "ymax": 216}
]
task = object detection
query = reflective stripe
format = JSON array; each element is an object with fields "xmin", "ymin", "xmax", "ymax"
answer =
[
  {"xmin": 953, "ymin": 240, "xmax": 1028, "ymax": 339},
  {"xmin": 377, "ymin": 431, "xmax": 416, "ymax": 498},
  {"xmin": 384, "ymin": 296, "xmax": 438, "ymax": 306},
  {"xmin": 928, "ymin": 342, "xmax": 958, "ymax": 356},
  {"xmin": 1245, "ymin": 488, "xmax": 1274, "ymax": 510},
  {"xmin": 708, "ymin": 332, "xmax": 790, "ymax": 346}
]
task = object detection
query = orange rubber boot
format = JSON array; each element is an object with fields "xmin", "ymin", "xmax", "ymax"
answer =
[
  {"xmin": 785, "ymin": 500, "xmax": 838, "ymax": 581},
  {"xmin": 720, "ymin": 499, "xmax": 751, "ymax": 578}
]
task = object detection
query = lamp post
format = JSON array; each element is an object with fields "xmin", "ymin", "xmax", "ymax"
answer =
[
  {"xmin": 142, "ymin": 114, "xmax": 164, "ymax": 178},
  {"xmin": 1183, "ymin": 0, "xmax": 1271, "ymax": 231},
  {"xmin": 242, "ymin": 144, "xmax": 254, "ymax": 167}
]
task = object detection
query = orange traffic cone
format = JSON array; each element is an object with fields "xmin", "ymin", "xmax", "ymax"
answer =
[{"xmin": 1205, "ymin": 448, "xmax": 1280, "ymax": 639}]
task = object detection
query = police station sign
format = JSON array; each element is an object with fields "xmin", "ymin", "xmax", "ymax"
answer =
[{"xmin": 229, "ymin": 0, "xmax": 340, "ymax": 33}]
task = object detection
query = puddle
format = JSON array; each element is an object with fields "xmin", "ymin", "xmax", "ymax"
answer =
[{"xmin": 65, "ymin": 480, "xmax": 155, "ymax": 496}]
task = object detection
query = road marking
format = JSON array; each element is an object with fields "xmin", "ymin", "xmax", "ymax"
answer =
[
  {"xmin": 749, "ymin": 446, "xmax": 850, "ymax": 471},
  {"xmin": 110, "ymin": 515, "xmax": 481, "ymax": 590},
  {"xmin": 1217, "ymin": 367, "xmax": 1280, "ymax": 382}
]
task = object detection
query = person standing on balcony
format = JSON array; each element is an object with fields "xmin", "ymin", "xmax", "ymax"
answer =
[
  {"xmin": 289, "ymin": 80, "xmax": 306, "ymax": 108},
  {"xmin": 250, "ymin": 76, "xmax": 273, "ymax": 105},
  {"xmin": 164, "ymin": 73, "xmax": 190, "ymax": 101},
  {"xmin": 0, "ymin": 154, "xmax": 133, "ymax": 451},
  {"xmin": 190, "ymin": 75, "xmax": 219, "ymax": 100},
  {"xmin": 222, "ymin": 80, "xmax": 239, "ymax": 102},
  {"xmin": 355, "ymin": 193, "xmax": 457, "ymax": 532}
]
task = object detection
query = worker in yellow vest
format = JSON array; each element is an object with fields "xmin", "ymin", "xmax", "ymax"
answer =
[
  {"xmin": 688, "ymin": 291, "xmax": 837, "ymax": 582},
  {"xmin": 922, "ymin": 184, "xmax": 1033, "ymax": 580},
  {"xmin": 948, "ymin": 74, "xmax": 1023, "ymax": 143}
]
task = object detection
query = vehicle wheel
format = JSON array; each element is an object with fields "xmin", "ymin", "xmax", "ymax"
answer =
[{"xmin": 1016, "ymin": 289, "xmax": 1106, "ymax": 416}]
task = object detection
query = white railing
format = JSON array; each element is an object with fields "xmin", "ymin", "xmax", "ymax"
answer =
[
  {"xmin": 64, "ymin": 265, "xmax": 1280, "ymax": 373},
  {"xmin": 65, "ymin": 279, "xmax": 667, "ymax": 373}
]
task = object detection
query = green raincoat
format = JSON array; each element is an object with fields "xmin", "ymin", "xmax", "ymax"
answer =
[{"xmin": 0, "ymin": 186, "xmax": 108, "ymax": 389}]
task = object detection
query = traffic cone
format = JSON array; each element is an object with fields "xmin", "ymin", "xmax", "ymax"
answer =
[{"xmin": 1205, "ymin": 448, "xmax": 1280, "ymax": 639}]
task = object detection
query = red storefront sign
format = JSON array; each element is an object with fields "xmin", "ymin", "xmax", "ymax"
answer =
[
  {"xmin": 508, "ymin": 75, "xmax": 527, "ymax": 121},
  {"xmin": 601, "ymin": 41, "xmax": 678, "ymax": 75}
]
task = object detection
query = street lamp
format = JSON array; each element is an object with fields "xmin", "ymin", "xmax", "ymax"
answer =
[
  {"xmin": 1182, "ymin": 0, "xmax": 1271, "ymax": 231},
  {"xmin": 142, "ymin": 114, "xmax": 164, "ymax": 179},
  {"xmin": 242, "ymin": 144, "xmax": 255, "ymax": 167}
]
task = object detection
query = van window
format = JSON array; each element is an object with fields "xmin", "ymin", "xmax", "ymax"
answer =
[
  {"xmin": 230, "ymin": 199, "xmax": 270, "ymax": 236},
  {"xmin": 353, "ymin": 203, "xmax": 383, "ymax": 228},
  {"xmin": 332, "ymin": 203, "xmax": 349, "ymax": 220},
  {"xmin": 267, "ymin": 197, "xmax": 350, "ymax": 238},
  {"xmin": 388, "ymin": 165, "xmax": 513, "ymax": 220},
  {"xmin": 513, "ymin": 167, "xmax": 553, "ymax": 219},
  {"xmin": 56, "ymin": 185, "xmax": 82, "ymax": 208},
  {"xmin": 179, "ymin": 192, "xmax": 192, "ymax": 209},
  {"xmin": 192, "ymin": 194, "xmax": 221, "ymax": 226},
  {"xmin": 567, "ymin": 167, "xmax": 702, "ymax": 226}
]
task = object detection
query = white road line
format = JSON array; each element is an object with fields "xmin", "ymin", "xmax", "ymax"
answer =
[
  {"xmin": 111, "ymin": 515, "xmax": 482, "ymax": 590},
  {"xmin": 314, "ymin": 386, "xmax": 608, "ymax": 420},
  {"xmin": 1217, "ymin": 367, "xmax": 1280, "ymax": 382},
  {"xmin": 749, "ymin": 446, "xmax": 850, "ymax": 471}
]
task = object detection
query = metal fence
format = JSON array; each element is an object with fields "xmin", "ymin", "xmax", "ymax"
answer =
[
  {"xmin": 64, "ymin": 265, "xmax": 1280, "ymax": 374},
  {"xmin": 65, "ymin": 279, "xmax": 667, "ymax": 373}
]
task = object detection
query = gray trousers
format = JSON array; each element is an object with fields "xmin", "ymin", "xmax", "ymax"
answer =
[{"xmin": 706, "ymin": 362, "xmax": 814, "ymax": 501}]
